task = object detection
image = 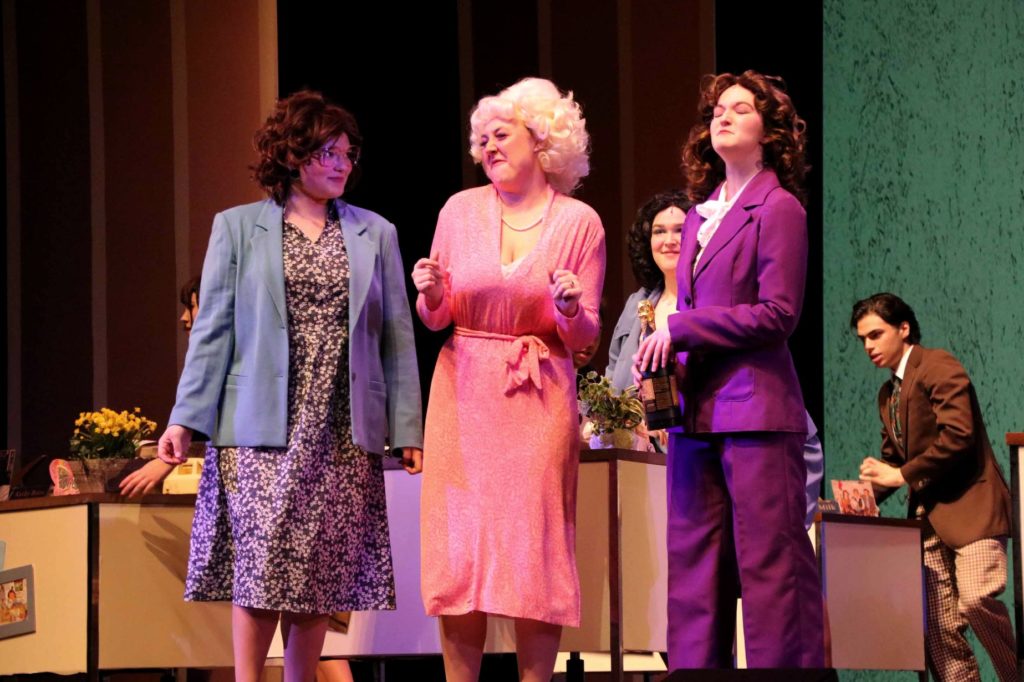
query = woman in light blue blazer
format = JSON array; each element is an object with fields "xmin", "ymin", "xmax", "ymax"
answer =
[
  {"xmin": 606, "ymin": 190, "xmax": 690, "ymax": 394},
  {"xmin": 604, "ymin": 190, "xmax": 689, "ymax": 452},
  {"xmin": 156, "ymin": 91, "xmax": 423, "ymax": 681}
]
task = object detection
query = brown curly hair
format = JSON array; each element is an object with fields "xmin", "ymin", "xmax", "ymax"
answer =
[
  {"xmin": 252, "ymin": 90, "xmax": 362, "ymax": 205},
  {"xmin": 681, "ymin": 71, "xmax": 807, "ymax": 206},
  {"xmin": 628, "ymin": 190, "xmax": 692, "ymax": 291}
]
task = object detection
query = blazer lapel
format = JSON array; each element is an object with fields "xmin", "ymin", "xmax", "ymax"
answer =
[
  {"xmin": 647, "ymin": 286, "xmax": 663, "ymax": 309},
  {"xmin": 693, "ymin": 169, "xmax": 778, "ymax": 281},
  {"xmin": 338, "ymin": 199, "xmax": 376, "ymax": 324},
  {"xmin": 252, "ymin": 200, "xmax": 286, "ymax": 327},
  {"xmin": 897, "ymin": 346, "xmax": 923, "ymax": 454},
  {"xmin": 678, "ymin": 212, "xmax": 700, "ymax": 302}
]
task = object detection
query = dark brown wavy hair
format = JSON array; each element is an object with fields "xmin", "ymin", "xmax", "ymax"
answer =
[
  {"xmin": 252, "ymin": 90, "xmax": 362, "ymax": 205},
  {"xmin": 850, "ymin": 292, "xmax": 922, "ymax": 345},
  {"xmin": 681, "ymin": 71, "xmax": 807, "ymax": 206},
  {"xmin": 179, "ymin": 275, "xmax": 201, "ymax": 307},
  {"xmin": 628, "ymin": 190, "xmax": 692, "ymax": 291}
]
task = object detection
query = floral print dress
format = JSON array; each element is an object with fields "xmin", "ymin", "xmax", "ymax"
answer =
[{"xmin": 184, "ymin": 205, "xmax": 395, "ymax": 614}]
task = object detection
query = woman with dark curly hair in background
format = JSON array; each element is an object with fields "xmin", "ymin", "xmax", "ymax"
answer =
[
  {"xmin": 635, "ymin": 71, "xmax": 823, "ymax": 669},
  {"xmin": 156, "ymin": 90, "xmax": 423, "ymax": 681},
  {"xmin": 604, "ymin": 190, "xmax": 689, "ymax": 449}
]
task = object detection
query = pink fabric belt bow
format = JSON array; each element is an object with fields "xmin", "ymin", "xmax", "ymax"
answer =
[{"xmin": 454, "ymin": 327, "xmax": 551, "ymax": 394}]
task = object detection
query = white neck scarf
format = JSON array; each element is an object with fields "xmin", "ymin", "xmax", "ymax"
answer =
[{"xmin": 694, "ymin": 173, "xmax": 759, "ymax": 251}]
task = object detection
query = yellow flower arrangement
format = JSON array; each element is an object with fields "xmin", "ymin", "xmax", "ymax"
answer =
[{"xmin": 69, "ymin": 407, "xmax": 158, "ymax": 460}]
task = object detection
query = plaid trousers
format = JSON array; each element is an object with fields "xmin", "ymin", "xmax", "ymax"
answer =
[{"xmin": 922, "ymin": 532, "xmax": 1017, "ymax": 682}]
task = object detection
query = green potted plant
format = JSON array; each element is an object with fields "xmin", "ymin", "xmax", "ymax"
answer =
[{"xmin": 577, "ymin": 371, "xmax": 650, "ymax": 450}]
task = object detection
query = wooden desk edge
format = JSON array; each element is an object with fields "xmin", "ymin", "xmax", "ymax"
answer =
[
  {"xmin": 0, "ymin": 493, "xmax": 198, "ymax": 512},
  {"xmin": 817, "ymin": 512, "xmax": 922, "ymax": 528},
  {"xmin": 580, "ymin": 447, "xmax": 666, "ymax": 466}
]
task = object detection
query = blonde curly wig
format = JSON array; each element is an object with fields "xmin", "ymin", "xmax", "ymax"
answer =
[{"xmin": 469, "ymin": 77, "xmax": 590, "ymax": 195}]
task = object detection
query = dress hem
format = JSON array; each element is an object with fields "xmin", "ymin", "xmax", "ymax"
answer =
[
  {"xmin": 186, "ymin": 594, "xmax": 397, "ymax": 615},
  {"xmin": 424, "ymin": 602, "xmax": 580, "ymax": 628}
]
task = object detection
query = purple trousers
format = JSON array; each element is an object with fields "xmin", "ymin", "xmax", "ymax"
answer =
[{"xmin": 666, "ymin": 432, "xmax": 823, "ymax": 669}]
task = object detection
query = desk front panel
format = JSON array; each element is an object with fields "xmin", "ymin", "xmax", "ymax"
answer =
[
  {"xmin": 821, "ymin": 519, "xmax": 924, "ymax": 670},
  {"xmin": 98, "ymin": 504, "xmax": 233, "ymax": 668},
  {"xmin": 0, "ymin": 505, "xmax": 89, "ymax": 674}
]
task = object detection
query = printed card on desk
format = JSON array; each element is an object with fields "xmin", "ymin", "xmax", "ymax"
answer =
[
  {"xmin": 0, "ymin": 565, "xmax": 35, "ymax": 638},
  {"xmin": 830, "ymin": 479, "xmax": 880, "ymax": 517}
]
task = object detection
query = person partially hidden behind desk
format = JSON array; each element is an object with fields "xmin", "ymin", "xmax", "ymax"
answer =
[
  {"xmin": 852, "ymin": 292, "xmax": 1015, "ymax": 682},
  {"xmin": 119, "ymin": 277, "xmax": 204, "ymax": 496},
  {"xmin": 123, "ymin": 277, "xmax": 360, "ymax": 682}
]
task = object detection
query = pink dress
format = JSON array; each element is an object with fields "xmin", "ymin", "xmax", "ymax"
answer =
[{"xmin": 418, "ymin": 185, "xmax": 605, "ymax": 627}]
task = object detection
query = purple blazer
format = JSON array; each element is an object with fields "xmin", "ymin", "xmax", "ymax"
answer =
[{"xmin": 669, "ymin": 169, "xmax": 807, "ymax": 433}]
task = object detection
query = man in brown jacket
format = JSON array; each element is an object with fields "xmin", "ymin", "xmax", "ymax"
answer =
[{"xmin": 852, "ymin": 292, "xmax": 1016, "ymax": 682}]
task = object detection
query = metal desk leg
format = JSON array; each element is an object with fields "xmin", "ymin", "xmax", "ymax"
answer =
[{"xmin": 609, "ymin": 459, "xmax": 623, "ymax": 682}]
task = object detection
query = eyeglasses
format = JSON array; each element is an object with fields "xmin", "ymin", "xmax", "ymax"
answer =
[{"xmin": 312, "ymin": 145, "xmax": 361, "ymax": 167}]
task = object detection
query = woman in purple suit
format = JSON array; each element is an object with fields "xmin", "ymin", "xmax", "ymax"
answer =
[{"xmin": 636, "ymin": 71, "xmax": 822, "ymax": 669}]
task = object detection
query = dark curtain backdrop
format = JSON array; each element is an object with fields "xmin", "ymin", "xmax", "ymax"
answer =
[
  {"xmin": 1, "ymin": 0, "xmax": 823, "ymax": 486},
  {"xmin": 276, "ymin": 1, "xmax": 824, "ymax": 432},
  {"xmin": 1, "ymin": 16, "xmax": 7, "ymax": 467},
  {"xmin": 277, "ymin": 2, "xmax": 464, "ymax": 416},
  {"xmin": 715, "ymin": 0, "xmax": 825, "ymax": 435}
]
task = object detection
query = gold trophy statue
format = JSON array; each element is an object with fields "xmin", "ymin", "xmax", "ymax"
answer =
[{"xmin": 637, "ymin": 299, "xmax": 683, "ymax": 430}]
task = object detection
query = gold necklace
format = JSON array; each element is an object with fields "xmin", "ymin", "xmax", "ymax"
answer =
[{"xmin": 501, "ymin": 215, "xmax": 544, "ymax": 232}]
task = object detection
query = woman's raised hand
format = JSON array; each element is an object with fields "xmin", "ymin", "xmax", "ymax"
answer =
[
  {"xmin": 549, "ymin": 268, "xmax": 583, "ymax": 318},
  {"xmin": 412, "ymin": 251, "xmax": 446, "ymax": 310}
]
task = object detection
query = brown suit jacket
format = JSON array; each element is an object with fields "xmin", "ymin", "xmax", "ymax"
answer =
[{"xmin": 878, "ymin": 345, "xmax": 1011, "ymax": 549}]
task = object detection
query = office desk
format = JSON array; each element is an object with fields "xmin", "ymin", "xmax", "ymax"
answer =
[
  {"xmin": 818, "ymin": 512, "xmax": 925, "ymax": 671},
  {"xmin": 0, "ymin": 494, "xmax": 233, "ymax": 678},
  {"xmin": 0, "ymin": 451, "xmax": 668, "ymax": 678}
]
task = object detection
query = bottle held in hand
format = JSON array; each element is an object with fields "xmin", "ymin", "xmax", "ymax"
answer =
[{"xmin": 638, "ymin": 299, "xmax": 683, "ymax": 430}]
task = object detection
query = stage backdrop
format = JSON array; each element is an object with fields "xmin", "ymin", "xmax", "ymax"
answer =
[
  {"xmin": 3, "ymin": 0, "xmax": 718, "ymax": 467},
  {"xmin": 824, "ymin": 1, "xmax": 1024, "ymax": 680}
]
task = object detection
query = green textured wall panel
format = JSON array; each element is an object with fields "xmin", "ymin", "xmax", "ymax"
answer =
[{"xmin": 825, "ymin": 1, "xmax": 1024, "ymax": 680}]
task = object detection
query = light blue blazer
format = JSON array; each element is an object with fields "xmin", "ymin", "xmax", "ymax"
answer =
[{"xmin": 168, "ymin": 198, "xmax": 423, "ymax": 455}]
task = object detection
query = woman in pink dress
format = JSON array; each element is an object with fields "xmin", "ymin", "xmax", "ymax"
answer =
[{"xmin": 412, "ymin": 77, "xmax": 605, "ymax": 681}]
